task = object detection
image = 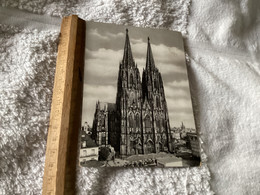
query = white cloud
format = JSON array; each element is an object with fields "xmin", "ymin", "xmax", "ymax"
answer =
[
  {"xmin": 168, "ymin": 80, "xmax": 189, "ymax": 88},
  {"xmin": 164, "ymin": 85, "xmax": 190, "ymax": 98},
  {"xmin": 86, "ymin": 48, "xmax": 122, "ymax": 60},
  {"xmin": 105, "ymin": 31, "xmax": 124, "ymax": 39},
  {"xmin": 88, "ymin": 29, "xmax": 124, "ymax": 41},
  {"xmin": 167, "ymin": 98, "xmax": 193, "ymax": 110},
  {"xmin": 84, "ymin": 48, "xmax": 122, "ymax": 81},
  {"xmin": 89, "ymin": 29, "xmax": 109, "ymax": 41},
  {"xmin": 156, "ymin": 62, "xmax": 187, "ymax": 74},
  {"xmin": 131, "ymin": 38, "xmax": 143, "ymax": 44},
  {"xmin": 153, "ymin": 45, "xmax": 185, "ymax": 64},
  {"xmin": 132, "ymin": 42, "xmax": 147, "ymax": 56},
  {"xmin": 84, "ymin": 84, "xmax": 117, "ymax": 100}
]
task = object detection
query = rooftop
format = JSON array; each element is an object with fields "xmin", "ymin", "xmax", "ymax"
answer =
[{"xmin": 83, "ymin": 135, "xmax": 98, "ymax": 148}]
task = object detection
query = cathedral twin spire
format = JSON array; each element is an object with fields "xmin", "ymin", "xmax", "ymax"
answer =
[
  {"xmin": 122, "ymin": 29, "xmax": 156, "ymax": 75},
  {"xmin": 122, "ymin": 29, "xmax": 134, "ymax": 68},
  {"xmin": 121, "ymin": 29, "xmax": 159, "ymax": 101},
  {"xmin": 146, "ymin": 37, "xmax": 156, "ymax": 72}
]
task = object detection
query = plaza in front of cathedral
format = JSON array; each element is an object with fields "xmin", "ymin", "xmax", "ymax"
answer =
[{"xmin": 80, "ymin": 123, "xmax": 200, "ymax": 167}]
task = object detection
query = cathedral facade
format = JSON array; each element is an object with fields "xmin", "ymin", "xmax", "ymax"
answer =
[{"xmin": 91, "ymin": 29, "xmax": 172, "ymax": 157}]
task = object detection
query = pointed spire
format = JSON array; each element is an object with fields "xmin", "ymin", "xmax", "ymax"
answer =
[
  {"xmin": 145, "ymin": 37, "xmax": 155, "ymax": 71},
  {"xmin": 97, "ymin": 100, "xmax": 100, "ymax": 109},
  {"xmin": 181, "ymin": 122, "xmax": 185, "ymax": 130},
  {"xmin": 122, "ymin": 29, "xmax": 134, "ymax": 67}
]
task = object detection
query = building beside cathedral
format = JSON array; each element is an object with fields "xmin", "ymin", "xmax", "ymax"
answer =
[{"xmin": 91, "ymin": 29, "xmax": 172, "ymax": 157}]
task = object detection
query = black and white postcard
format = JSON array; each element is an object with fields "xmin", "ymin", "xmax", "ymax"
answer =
[{"xmin": 80, "ymin": 22, "xmax": 200, "ymax": 167}]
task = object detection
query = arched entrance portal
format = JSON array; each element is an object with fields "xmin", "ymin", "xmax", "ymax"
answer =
[
  {"xmin": 130, "ymin": 139, "xmax": 143, "ymax": 155},
  {"xmin": 136, "ymin": 143, "xmax": 142, "ymax": 154},
  {"xmin": 146, "ymin": 140, "xmax": 154, "ymax": 153},
  {"xmin": 159, "ymin": 142, "xmax": 163, "ymax": 152}
]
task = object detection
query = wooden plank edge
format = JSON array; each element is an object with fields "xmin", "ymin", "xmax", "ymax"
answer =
[{"xmin": 42, "ymin": 15, "xmax": 85, "ymax": 195}]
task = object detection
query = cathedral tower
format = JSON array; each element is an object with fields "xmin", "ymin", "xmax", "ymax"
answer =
[
  {"xmin": 142, "ymin": 37, "xmax": 171, "ymax": 153},
  {"xmin": 104, "ymin": 30, "xmax": 172, "ymax": 157},
  {"xmin": 113, "ymin": 29, "xmax": 143, "ymax": 156}
]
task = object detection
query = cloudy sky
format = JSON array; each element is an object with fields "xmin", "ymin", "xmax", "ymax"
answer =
[{"xmin": 82, "ymin": 22, "xmax": 195, "ymax": 129}]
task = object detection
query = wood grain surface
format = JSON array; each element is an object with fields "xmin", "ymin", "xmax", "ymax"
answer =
[{"xmin": 42, "ymin": 15, "xmax": 85, "ymax": 195}]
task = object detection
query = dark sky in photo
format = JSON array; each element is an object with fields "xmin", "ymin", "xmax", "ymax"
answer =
[{"xmin": 82, "ymin": 21, "xmax": 195, "ymax": 129}]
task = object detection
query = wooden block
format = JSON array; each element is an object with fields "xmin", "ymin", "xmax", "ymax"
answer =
[{"xmin": 42, "ymin": 15, "xmax": 85, "ymax": 195}]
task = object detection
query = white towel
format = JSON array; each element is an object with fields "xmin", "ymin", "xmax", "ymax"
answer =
[
  {"xmin": 1, "ymin": 0, "xmax": 259, "ymax": 194},
  {"xmin": 186, "ymin": 1, "xmax": 260, "ymax": 194}
]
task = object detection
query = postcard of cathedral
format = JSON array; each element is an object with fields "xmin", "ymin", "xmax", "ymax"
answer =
[{"xmin": 79, "ymin": 21, "xmax": 201, "ymax": 168}]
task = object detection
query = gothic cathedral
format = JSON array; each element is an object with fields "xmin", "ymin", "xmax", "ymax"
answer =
[{"xmin": 92, "ymin": 29, "xmax": 172, "ymax": 157}]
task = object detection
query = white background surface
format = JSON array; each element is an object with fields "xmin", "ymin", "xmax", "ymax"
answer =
[{"xmin": 0, "ymin": 0, "xmax": 259, "ymax": 194}]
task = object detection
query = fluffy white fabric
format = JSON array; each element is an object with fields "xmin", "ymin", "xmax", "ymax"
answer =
[
  {"xmin": 0, "ymin": 0, "xmax": 259, "ymax": 194},
  {"xmin": 0, "ymin": 23, "xmax": 59, "ymax": 194},
  {"xmin": 186, "ymin": 1, "xmax": 260, "ymax": 194}
]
